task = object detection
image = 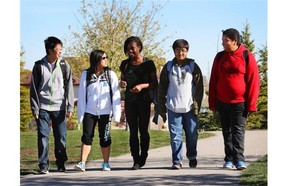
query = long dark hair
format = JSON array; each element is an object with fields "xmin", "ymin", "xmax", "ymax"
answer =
[{"xmin": 86, "ymin": 49, "xmax": 105, "ymax": 81}]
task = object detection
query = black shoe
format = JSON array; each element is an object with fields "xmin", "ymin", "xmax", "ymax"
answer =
[
  {"xmin": 139, "ymin": 153, "xmax": 148, "ymax": 168},
  {"xmin": 130, "ymin": 163, "xmax": 140, "ymax": 170},
  {"xmin": 57, "ymin": 162, "xmax": 66, "ymax": 172},
  {"xmin": 57, "ymin": 165, "xmax": 66, "ymax": 172},
  {"xmin": 39, "ymin": 166, "xmax": 49, "ymax": 174},
  {"xmin": 189, "ymin": 159, "xmax": 197, "ymax": 168}
]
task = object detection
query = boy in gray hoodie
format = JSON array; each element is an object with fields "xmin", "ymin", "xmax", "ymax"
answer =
[
  {"xmin": 158, "ymin": 39, "xmax": 203, "ymax": 169},
  {"xmin": 30, "ymin": 36, "xmax": 74, "ymax": 174}
]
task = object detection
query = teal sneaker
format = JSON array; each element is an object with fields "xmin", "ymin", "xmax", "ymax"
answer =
[
  {"xmin": 223, "ymin": 161, "xmax": 233, "ymax": 169},
  {"xmin": 74, "ymin": 162, "xmax": 85, "ymax": 172},
  {"xmin": 102, "ymin": 162, "xmax": 111, "ymax": 171},
  {"xmin": 235, "ymin": 161, "xmax": 247, "ymax": 170}
]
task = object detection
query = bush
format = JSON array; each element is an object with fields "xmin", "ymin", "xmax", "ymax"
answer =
[{"xmin": 198, "ymin": 111, "xmax": 221, "ymax": 131}]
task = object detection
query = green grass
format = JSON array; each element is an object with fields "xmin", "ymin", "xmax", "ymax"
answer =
[
  {"xmin": 20, "ymin": 129, "xmax": 213, "ymax": 174},
  {"xmin": 240, "ymin": 155, "xmax": 268, "ymax": 185}
]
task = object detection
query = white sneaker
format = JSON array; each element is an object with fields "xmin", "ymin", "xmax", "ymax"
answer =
[
  {"xmin": 102, "ymin": 162, "xmax": 111, "ymax": 171},
  {"xmin": 74, "ymin": 162, "xmax": 85, "ymax": 172}
]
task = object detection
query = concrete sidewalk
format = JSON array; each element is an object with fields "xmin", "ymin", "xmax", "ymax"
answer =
[{"xmin": 20, "ymin": 130, "xmax": 267, "ymax": 186}]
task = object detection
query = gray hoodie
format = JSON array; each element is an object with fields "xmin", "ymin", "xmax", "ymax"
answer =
[
  {"xmin": 30, "ymin": 56, "xmax": 74, "ymax": 115},
  {"xmin": 158, "ymin": 58, "xmax": 203, "ymax": 115}
]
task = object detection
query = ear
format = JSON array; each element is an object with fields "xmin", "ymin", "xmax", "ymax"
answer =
[{"xmin": 48, "ymin": 48, "xmax": 53, "ymax": 55}]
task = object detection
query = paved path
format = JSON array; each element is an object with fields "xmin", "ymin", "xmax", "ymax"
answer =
[{"xmin": 20, "ymin": 130, "xmax": 267, "ymax": 186}]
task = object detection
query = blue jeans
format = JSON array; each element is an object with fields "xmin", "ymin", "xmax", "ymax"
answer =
[
  {"xmin": 36, "ymin": 109, "xmax": 67, "ymax": 169},
  {"xmin": 167, "ymin": 109, "xmax": 198, "ymax": 164}
]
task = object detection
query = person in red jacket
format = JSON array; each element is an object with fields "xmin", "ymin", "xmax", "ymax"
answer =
[{"xmin": 209, "ymin": 28, "xmax": 260, "ymax": 170}]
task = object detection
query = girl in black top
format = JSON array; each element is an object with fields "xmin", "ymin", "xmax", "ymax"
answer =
[{"xmin": 119, "ymin": 36, "xmax": 157, "ymax": 170}]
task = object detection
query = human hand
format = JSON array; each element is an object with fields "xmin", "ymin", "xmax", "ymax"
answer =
[
  {"xmin": 120, "ymin": 80, "xmax": 127, "ymax": 88},
  {"xmin": 66, "ymin": 112, "xmax": 72, "ymax": 118},
  {"xmin": 34, "ymin": 114, "xmax": 39, "ymax": 120},
  {"xmin": 159, "ymin": 113, "xmax": 167, "ymax": 123},
  {"xmin": 130, "ymin": 84, "xmax": 143, "ymax": 93}
]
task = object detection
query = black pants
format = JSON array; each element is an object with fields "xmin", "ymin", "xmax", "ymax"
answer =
[
  {"xmin": 125, "ymin": 99, "xmax": 151, "ymax": 163},
  {"xmin": 81, "ymin": 113, "xmax": 111, "ymax": 147},
  {"xmin": 216, "ymin": 101, "xmax": 248, "ymax": 163}
]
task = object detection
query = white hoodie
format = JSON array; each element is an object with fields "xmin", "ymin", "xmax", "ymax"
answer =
[{"xmin": 77, "ymin": 70, "xmax": 121, "ymax": 123}]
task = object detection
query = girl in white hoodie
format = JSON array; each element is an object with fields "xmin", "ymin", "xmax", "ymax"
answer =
[{"xmin": 75, "ymin": 50, "xmax": 121, "ymax": 172}]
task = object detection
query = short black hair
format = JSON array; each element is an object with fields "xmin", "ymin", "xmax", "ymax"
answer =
[
  {"xmin": 123, "ymin": 36, "xmax": 143, "ymax": 54},
  {"xmin": 222, "ymin": 28, "xmax": 241, "ymax": 45},
  {"xmin": 172, "ymin": 39, "xmax": 189, "ymax": 51},
  {"xmin": 44, "ymin": 36, "xmax": 63, "ymax": 55}
]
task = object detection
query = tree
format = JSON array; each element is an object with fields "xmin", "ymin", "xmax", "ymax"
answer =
[
  {"xmin": 241, "ymin": 20, "xmax": 255, "ymax": 54},
  {"xmin": 20, "ymin": 48, "xmax": 33, "ymax": 131},
  {"xmin": 64, "ymin": 0, "xmax": 168, "ymax": 78},
  {"xmin": 242, "ymin": 21, "xmax": 267, "ymax": 129},
  {"xmin": 249, "ymin": 44, "xmax": 267, "ymax": 129}
]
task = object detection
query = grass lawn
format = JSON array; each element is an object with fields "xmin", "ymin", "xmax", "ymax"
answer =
[
  {"xmin": 240, "ymin": 155, "xmax": 268, "ymax": 185},
  {"xmin": 20, "ymin": 129, "xmax": 213, "ymax": 174}
]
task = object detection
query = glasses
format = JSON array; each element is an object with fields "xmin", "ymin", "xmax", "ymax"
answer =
[
  {"xmin": 174, "ymin": 48, "xmax": 188, "ymax": 54},
  {"xmin": 101, "ymin": 56, "xmax": 109, "ymax": 60},
  {"xmin": 53, "ymin": 48, "xmax": 63, "ymax": 52}
]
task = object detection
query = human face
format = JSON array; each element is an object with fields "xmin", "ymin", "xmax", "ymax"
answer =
[
  {"xmin": 126, "ymin": 41, "xmax": 141, "ymax": 58},
  {"xmin": 49, "ymin": 44, "xmax": 62, "ymax": 59},
  {"xmin": 222, "ymin": 35, "xmax": 238, "ymax": 52},
  {"xmin": 174, "ymin": 47, "xmax": 188, "ymax": 62},
  {"xmin": 98, "ymin": 54, "xmax": 109, "ymax": 69}
]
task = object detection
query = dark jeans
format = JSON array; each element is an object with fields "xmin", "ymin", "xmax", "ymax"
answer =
[
  {"xmin": 37, "ymin": 109, "xmax": 67, "ymax": 169},
  {"xmin": 81, "ymin": 113, "xmax": 111, "ymax": 147},
  {"xmin": 216, "ymin": 101, "xmax": 248, "ymax": 163},
  {"xmin": 125, "ymin": 99, "xmax": 151, "ymax": 163}
]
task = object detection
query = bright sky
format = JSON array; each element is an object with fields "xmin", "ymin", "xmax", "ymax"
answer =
[{"xmin": 20, "ymin": 0, "xmax": 267, "ymax": 77}]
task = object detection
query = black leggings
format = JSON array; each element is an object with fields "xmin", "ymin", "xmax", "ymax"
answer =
[{"xmin": 81, "ymin": 113, "xmax": 111, "ymax": 147}]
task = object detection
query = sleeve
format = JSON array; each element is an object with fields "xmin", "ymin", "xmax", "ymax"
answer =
[
  {"xmin": 77, "ymin": 71, "xmax": 87, "ymax": 123},
  {"xmin": 157, "ymin": 63, "xmax": 169, "ymax": 114},
  {"xmin": 110, "ymin": 71, "xmax": 121, "ymax": 122},
  {"xmin": 193, "ymin": 63, "xmax": 204, "ymax": 115},
  {"xmin": 148, "ymin": 60, "xmax": 158, "ymax": 89},
  {"xmin": 119, "ymin": 60, "xmax": 127, "ymax": 74},
  {"xmin": 30, "ymin": 64, "xmax": 40, "ymax": 115},
  {"xmin": 65, "ymin": 62, "xmax": 74, "ymax": 112},
  {"xmin": 208, "ymin": 55, "xmax": 219, "ymax": 110},
  {"xmin": 245, "ymin": 52, "xmax": 260, "ymax": 112}
]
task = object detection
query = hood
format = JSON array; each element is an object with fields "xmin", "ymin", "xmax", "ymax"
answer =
[{"xmin": 229, "ymin": 44, "xmax": 247, "ymax": 56}]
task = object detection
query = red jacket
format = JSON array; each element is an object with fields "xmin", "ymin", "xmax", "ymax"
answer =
[{"xmin": 209, "ymin": 44, "xmax": 260, "ymax": 112}]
